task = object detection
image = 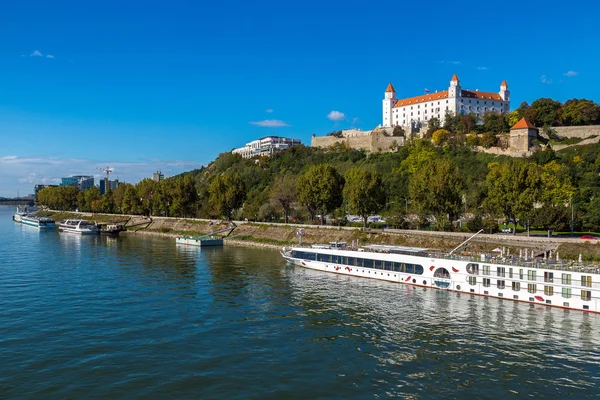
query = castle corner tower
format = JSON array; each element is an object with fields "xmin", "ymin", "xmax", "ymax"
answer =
[{"xmin": 382, "ymin": 83, "xmax": 397, "ymax": 127}]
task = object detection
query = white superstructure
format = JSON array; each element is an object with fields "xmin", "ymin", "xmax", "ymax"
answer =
[
  {"xmin": 21, "ymin": 215, "xmax": 56, "ymax": 229},
  {"xmin": 382, "ymin": 74, "xmax": 510, "ymax": 127},
  {"xmin": 58, "ymin": 219, "xmax": 99, "ymax": 235},
  {"xmin": 282, "ymin": 244, "xmax": 600, "ymax": 314}
]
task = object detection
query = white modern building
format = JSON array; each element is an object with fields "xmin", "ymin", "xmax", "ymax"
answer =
[
  {"xmin": 382, "ymin": 74, "xmax": 510, "ymax": 127},
  {"xmin": 232, "ymin": 136, "xmax": 302, "ymax": 159}
]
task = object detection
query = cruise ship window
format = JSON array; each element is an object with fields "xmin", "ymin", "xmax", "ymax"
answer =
[
  {"xmin": 582, "ymin": 276, "xmax": 592, "ymax": 287},
  {"xmin": 562, "ymin": 288, "xmax": 571, "ymax": 298},
  {"xmin": 512, "ymin": 282, "xmax": 520, "ymax": 291},
  {"xmin": 544, "ymin": 286, "xmax": 554, "ymax": 296},
  {"xmin": 582, "ymin": 290, "xmax": 592, "ymax": 301},
  {"xmin": 483, "ymin": 278, "xmax": 491, "ymax": 287}
]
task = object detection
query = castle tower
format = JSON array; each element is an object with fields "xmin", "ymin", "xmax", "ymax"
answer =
[
  {"xmin": 448, "ymin": 74, "xmax": 461, "ymax": 98},
  {"xmin": 509, "ymin": 117, "xmax": 538, "ymax": 152},
  {"xmin": 500, "ymin": 80, "xmax": 510, "ymax": 102},
  {"xmin": 382, "ymin": 83, "xmax": 396, "ymax": 127}
]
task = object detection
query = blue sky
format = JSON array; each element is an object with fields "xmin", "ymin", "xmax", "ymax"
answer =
[{"xmin": 1, "ymin": 0, "xmax": 599, "ymax": 197}]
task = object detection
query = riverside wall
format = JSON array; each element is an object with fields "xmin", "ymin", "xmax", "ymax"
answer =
[{"xmin": 46, "ymin": 211, "xmax": 600, "ymax": 260}]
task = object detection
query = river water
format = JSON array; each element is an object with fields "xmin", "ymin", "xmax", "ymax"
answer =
[{"xmin": 1, "ymin": 205, "xmax": 600, "ymax": 399}]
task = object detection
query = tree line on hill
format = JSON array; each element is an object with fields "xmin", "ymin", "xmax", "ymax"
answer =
[{"xmin": 37, "ymin": 136, "xmax": 600, "ymax": 234}]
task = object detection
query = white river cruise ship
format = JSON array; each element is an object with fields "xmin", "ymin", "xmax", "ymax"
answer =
[{"xmin": 281, "ymin": 241, "xmax": 600, "ymax": 314}]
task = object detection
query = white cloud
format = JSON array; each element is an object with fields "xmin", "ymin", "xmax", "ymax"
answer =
[
  {"xmin": 30, "ymin": 50, "xmax": 43, "ymax": 57},
  {"xmin": 352, "ymin": 117, "xmax": 360, "ymax": 124},
  {"xmin": 540, "ymin": 75, "xmax": 553, "ymax": 84},
  {"xmin": 327, "ymin": 111, "xmax": 345, "ymax": 121},
  {"xmin": 564, "ymin": 71, "xmax": 578, "ymax": 77},
  {"xmin": 0, "ymin": 155, "xmax": 204, "ymax": 198},
  {"xmin": 438, "ymin": 60, "xmax": 461, "ymax": 65},
  {"xmin": 249, "ymin": 119, "xmax": 290, "ymax": 127},
  {"xmin": 477, "ymin": 66, "xmax": 488, "ymax": 70},
  {"xmin": 265, "ymin": 109, "xmax": 274, "ymax": 113},
  {"xmin": 46, "ymin": 54, "xmax": 55, "ymax": 59}
]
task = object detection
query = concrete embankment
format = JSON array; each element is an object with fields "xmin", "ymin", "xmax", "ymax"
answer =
[{"xmin": 45, "ymin": 211, "xmax": 600, "ymax": 261}]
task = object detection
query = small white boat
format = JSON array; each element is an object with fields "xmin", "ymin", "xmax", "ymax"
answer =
[
  {"xmin": 58, "ymin": 219, "xmax": 99, "ymax": 235},
  {"xmin": 176, "ymin": 235, "xmax": 223, "ymax": 247},
  {"xmin": 13, "ymin": 205, "xmax": 35, "ymax": 223},
  {"xmin": 21, "ymin": 215, "xmax": 57, "ymax": 229}
]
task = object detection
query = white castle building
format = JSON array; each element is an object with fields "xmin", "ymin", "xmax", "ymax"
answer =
[
  {"xmin": 382, "ymin": 74, "xmax": 510, "ymax": 127},
  {"xmin": 232, "ymin": 136, "xmax": 301, "ymax": 159}
]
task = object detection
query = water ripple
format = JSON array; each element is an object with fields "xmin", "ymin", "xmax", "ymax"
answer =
[{"xmin": 1, "ymin": 206, "xmax": 600, "ymax": 398}]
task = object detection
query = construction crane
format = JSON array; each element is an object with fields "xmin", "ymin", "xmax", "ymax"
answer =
[{"xmin": 97, "ymin": 166, "xmax": 114, "ymax": 193}]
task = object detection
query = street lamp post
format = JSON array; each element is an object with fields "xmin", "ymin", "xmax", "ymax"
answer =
[{"xmin": 571, "ymin": 195, "xmax": 574, "ymax": 237}]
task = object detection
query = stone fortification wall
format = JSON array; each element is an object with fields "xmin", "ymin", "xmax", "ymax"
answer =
[
  {"xmin": 311, "ymin": 131, "xmax": 406, "ymax": 153},
  {"xmin": 550, "ymin": 125, "xmax": 600, "ymax": 139},
  {"xmin": 477, "ymin": 146, "xmax": 532, "ymax": 158},
  {"xmin": 311, "ymin": 134, "xmax": 372, "ymax": 151},
  {"xmin": 371, "ymin": 132, "xmax": 406, "ymax": 152},
  {"xmin": 341, "ymin": 129, "xmax": 372, "ymax": 138}
]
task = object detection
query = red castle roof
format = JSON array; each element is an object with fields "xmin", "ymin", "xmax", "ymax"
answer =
[{"xmin": 511, "ymin": 118, "xmax": 536, "ymax": 130}]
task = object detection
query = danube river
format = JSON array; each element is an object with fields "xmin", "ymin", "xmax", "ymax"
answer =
[{"xmin": 1, "ymin": 206, "xmax": 600, "ymax": 398}]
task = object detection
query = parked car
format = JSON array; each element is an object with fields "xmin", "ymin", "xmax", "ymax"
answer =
[
  {"xmin": 581, "ymin": 235, "xmax": 598, "ymax": 240},
  {"xmin": 501, "ymin": 227, "xmax": 513, "ymax": 234}
]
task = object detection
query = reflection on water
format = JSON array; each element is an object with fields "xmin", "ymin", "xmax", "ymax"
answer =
[{"xmin": 1, "ymin": 206, "xmax": 600, "ymax": 398}]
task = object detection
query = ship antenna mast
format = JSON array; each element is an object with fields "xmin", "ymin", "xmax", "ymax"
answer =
[{"xmin": 448, "ymin": 229, "xmax": 484, "ymax": 256}]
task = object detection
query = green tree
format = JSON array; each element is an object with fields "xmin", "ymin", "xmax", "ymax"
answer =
[
  {"xmin": 507, "ymin": 110, "xmax": 520, "ymax": 127},
  {"xmin": 297, "ymin": 164, "xmax": 344, "ymax": 224},
  {"xmin": 480, "ymin": 131, "xmax": 496, "ymax": 148},
  {"xmin": 111, "ymin": 183, "xmax": 130, "ymax": 214},
  {"xmin": 81, "ymin": 186, "xmax": 101, "ymax": 212},
  {"xmin": 530, "ymin": 98, "xmax": 561, "ymax": 127},
  {"xmin": 136, "ymin": 178, "xmax": 157, "ymax": 216},
  {"xmin": 343, "ymin": 167, "xmax": 386, "ymax": 228},
  {"xmin": 169, "ymin": 176, "xmax": 198, "ymax": 217},
  {"xmin": 409, "ymin": 158, "xmax": 463, "ymax": 230},
  {"xmin": 484, "ymin": 160, "xmax": 543, "ymax": 233},
  {"xmin": 122, "ymin": 185, "xmax": 140, "ymax": 215},
  {"xmin": 466, "ymin": 132, "xmax": 480, "ymax": 147},
  {"xmin": 465, "ymin": 213, "xmax": 484, "ymax": 233},
  {"xmin": 482, "ymin": 111, "xmax": 509, "ymax": 134},
  {"xmin": 426, "ymin": 117, "xmax": 441, "ymax": 137},
  {"xmin": 431, "ymin": 129, "xmax": 451, "ymax": 146},
  {"xmin": 559, "ymin": 98, "xmax": 600, "ymax": 125},
  {"xmin": 392, "ymin": 126, "xmax": 405, "ymax": 137},
  {"xmin": 101, "ymin": 189, "xmax": 115, "ymax": 213},
  {"xmin": 208, "ymin": 173, "xmax": 246, "ymax": 219},
  {"xmin": 270, "ymin": 175, "xmax": 298, "ymax": 223}
]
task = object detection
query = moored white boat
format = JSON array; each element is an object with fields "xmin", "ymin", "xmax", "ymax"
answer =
[
  {"xmin": 21, "ymin": 215, "xmax": 56, "ymax": 229},
  {"xmin": 58, "ymin": 219, "xmax": 99, "ymax": 235},
  {"xmin": 282, "ymin": 242, "xmax": 600, "ymax": 314},
  {"xmin": 12, "ymin": 205, "xmax": 34, "ymax": 223},
  {"xmin": 176, "ymin": 235, "xmax": 223, "ymax": 246}
]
